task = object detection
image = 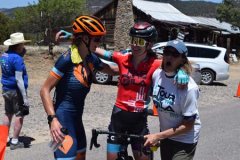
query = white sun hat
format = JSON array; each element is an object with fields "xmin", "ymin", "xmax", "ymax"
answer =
[{"xmin": 3, "ymin": 32, "xmax": 31, "ymax": 46}]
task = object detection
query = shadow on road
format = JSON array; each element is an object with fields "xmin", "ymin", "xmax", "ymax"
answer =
[
  {"xmin": 19, "ymin": 136, "xmax": 35, "ymax": 148},
  {"xmin": 201, "ymin": 82, "xmax": 227, "ymax": 86}
]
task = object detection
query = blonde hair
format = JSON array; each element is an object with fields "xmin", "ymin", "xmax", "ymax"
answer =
[{"xmin": 181, "ymin": 56, "xmax": 192, "ymax": 75}]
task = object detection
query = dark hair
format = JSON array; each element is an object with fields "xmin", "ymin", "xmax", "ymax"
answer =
[
  {"xmin": 147, "ymin": 47, "xmax": 157, "ymax": 58},
  {"xmin": 7, "ymin": 44, "xmax": 19, "ymax": 52},
  {"xmin": 72, "ymin": 34, "xmax": 83, "ymax": 46}
]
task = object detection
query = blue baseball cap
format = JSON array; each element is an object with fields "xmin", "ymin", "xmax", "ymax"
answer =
[{"xmin": 166, "ymin": 40, "xmax": 188, "ymax": 56}]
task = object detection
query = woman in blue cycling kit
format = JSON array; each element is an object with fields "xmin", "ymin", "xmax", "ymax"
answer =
[{"xmin": 40, "ymin": 15, "xmax": 118, "ymax": 160}]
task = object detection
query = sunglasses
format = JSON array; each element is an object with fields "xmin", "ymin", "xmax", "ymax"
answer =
[
  {"xmin": 130, "ymin": 37, "xmax": 147, "ymax": 47},
  {"xmin": 163, "ymin": 49, "xmax": 181, "ymax": 58},
  {"xmin": 92, "ymin": 37, "xmax": 103, "ymax": 43}
]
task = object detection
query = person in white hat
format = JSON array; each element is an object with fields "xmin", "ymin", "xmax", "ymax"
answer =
[{"xmin": 0, "ymin": 32, "xmax": 31, "ymax": 150}]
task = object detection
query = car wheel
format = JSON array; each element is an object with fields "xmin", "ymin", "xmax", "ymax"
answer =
[
  {"xmin": 93, "ymin": 70, "xmax": 112, "ymax": 84},
  {"xmin": 201, "ymin": 69, "xmax": 214, "ymax": 85}
]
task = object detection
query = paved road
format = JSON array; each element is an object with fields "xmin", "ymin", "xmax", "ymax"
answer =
[
  {"xmin": 4, "ymin": 101, "xmax": 240, "ymax": 160},
  {"xmin": 194, "ymin": 101, "xmax": 240, "ymax": 160}
]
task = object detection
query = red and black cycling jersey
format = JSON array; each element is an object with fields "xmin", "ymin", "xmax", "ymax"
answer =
[{"xmin": 112, "ymin": 52, "xmax": 162, "ymax": 112}]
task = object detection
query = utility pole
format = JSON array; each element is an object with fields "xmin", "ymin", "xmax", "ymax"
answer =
[{"xmin": 48, "ymin": 15, "xmax": 54, "ymax": 56}]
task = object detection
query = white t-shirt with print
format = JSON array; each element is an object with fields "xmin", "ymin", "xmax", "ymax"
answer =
[{"xmin": 152, "ymin": 68, "xmax": 201, "ymax": 144}]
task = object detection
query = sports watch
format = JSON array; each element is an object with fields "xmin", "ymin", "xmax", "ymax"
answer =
[{"xmin": 47, "ymin": 115, "xmax": 57, "ymax": 124}]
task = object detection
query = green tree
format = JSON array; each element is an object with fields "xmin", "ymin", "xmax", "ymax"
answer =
[
  {"xmin": 217, "ymin": 0, "xmax": 240, "ymax": 28},
  {"xmin": 11, "ymin": 5, "xmax": 40, "ymax": 33},
  {"xmin": 37, "ymin": 0, "xmax": 87, "ymax": 31},
  {"xmin": 0, "ymin": 13, "xmax": 10, "ymax": 44},
  {"xmin": 10, "ymin": 0, "xmax": 87, "ymax": 36}
]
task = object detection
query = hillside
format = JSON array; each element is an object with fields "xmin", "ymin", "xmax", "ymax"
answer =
[
  {"xmin": 0, "ymin": 7, "xmax": 23, "ymax": 16},
  {"xmin": 169, "ymin": 1, "xmax": 218, "ymax": 17}
]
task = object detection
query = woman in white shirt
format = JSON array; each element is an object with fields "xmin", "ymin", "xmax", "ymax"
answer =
[{"xmin": 144, "ymin": 40, "xmax": 201, "ymax": 160}]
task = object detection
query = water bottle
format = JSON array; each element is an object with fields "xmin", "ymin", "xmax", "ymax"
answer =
[{"xmin": 49, "ymin": 128, "xmax": 68, "ymax": 152}]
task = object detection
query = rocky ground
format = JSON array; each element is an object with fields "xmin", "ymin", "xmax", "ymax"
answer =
[{"xmin": 0, "ymin": 45, "xmax": 239, "ymax": 146}]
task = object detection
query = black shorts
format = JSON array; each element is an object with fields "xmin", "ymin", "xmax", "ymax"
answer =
[
  {"xmin": 107, "ymin": 106, "xmax": 149, "ymax": 151},
  {"xmin": 160, "ymin": 138, "xmax": 197, "ymax": 160},
  {"xmin": 3, "ymin": 90, "xmax": 24, "ymax": 117}
]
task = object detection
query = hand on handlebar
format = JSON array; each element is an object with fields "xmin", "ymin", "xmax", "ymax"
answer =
[
  {"xmin": 90, "ymin": 129, "xmax": 145, "ymax": 150},
  {"xmin": 90, "ymin": 129, "xmax": 154, "ymax": 159},
  {"xmin": 144, "ymin": 133, "xmax": 161, "ymax": 148}
]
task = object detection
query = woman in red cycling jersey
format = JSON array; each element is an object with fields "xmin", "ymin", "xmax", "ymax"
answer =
[
  {"xmin": 95, "ymin": 22, "xmax": 189, "ymax": 160},
  {"xmin": 98, "ymin": 22, "xmax": 160, "ymax": 160},
  {"xmin": 40, "ymin": 15, "xmax": 118, "ymax": 160}
]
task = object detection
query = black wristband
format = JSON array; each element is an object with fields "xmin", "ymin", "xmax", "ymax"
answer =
[{"xmin": 47, "ymin": 115, "xmax": 57, "ymax": 124}]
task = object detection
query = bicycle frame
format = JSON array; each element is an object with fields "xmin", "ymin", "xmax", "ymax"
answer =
[{"xmin": 90, "ymin": 129, "xmax": 153, "ymax": 160}]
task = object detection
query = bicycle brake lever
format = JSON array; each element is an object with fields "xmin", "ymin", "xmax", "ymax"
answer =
[{"xmin": 90, "ymin": 129, "xmax": 101, "ymax": 150}]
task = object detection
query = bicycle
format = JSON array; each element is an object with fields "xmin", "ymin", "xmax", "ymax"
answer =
[{"xmin": 90, "ymin": 128, "xmax": 154, "ymax": 160}]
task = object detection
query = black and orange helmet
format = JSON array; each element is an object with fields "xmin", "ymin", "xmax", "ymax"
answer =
[{"xmin": 72, "ymin": 15, "xmax": 106, "ymax": 36}]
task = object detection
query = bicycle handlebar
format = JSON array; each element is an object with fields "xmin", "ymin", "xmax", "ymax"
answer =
[
  {"xmin": 90, "ymin": 129, "xmax": 144, "ymax": 150},
  {"xmin": 89, "ymin": 108, "xmax": 158, "ymax": 151}
]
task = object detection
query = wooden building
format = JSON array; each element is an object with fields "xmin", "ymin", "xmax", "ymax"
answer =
[{"xmin": 90, "ymin": 0, "xmax": 240, "ymax": 53}]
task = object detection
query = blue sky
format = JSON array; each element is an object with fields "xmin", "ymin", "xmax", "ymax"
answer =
[
  {"xmin": 0, "ymin": 0, "xmax": 39, "ymax": 9},
  {"xmin": 0, "ymin": 0, "xmax": 223, "ymax": 9}
]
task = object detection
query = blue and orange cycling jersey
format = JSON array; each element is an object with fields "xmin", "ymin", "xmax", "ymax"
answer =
[
  {"xmin": 50, "ymin": 50, "xmax": 103, "ymax": 112},
  {"xmin": 50, "ymin": 49, "xmax": 103, "ymax": 159},
  {"xmin": 112, "ymin": 52, "xmax": 162, "ymax": 112}
]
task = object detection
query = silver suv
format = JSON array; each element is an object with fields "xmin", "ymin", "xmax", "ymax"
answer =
[
  {"xmin": 152, "ymin": 42, "xmax": 230, "ymax": 85},
  {"xmin": 93, "ymin": 49, "xmax": 201, "ymax": 85}
]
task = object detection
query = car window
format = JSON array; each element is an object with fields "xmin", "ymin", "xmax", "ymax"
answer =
[
  {"xmin": 187, "ymin": 46, "xmax": 220, "ymax": 58},
  {"xmin": 187, "ymin": 46, "xmax": 198, "ymax": 57},
  {"xmin": 224, "ymin": 52, "xmax": 229, "ymax": 63},
  {"xmin": 198, "ymin": 47, "xmax": 220, "ymax": 58}
]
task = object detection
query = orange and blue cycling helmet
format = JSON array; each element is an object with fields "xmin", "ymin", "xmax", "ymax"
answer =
[{"xmin": 72, "ymin": 15, "xmax": 106, "ymax": 36}]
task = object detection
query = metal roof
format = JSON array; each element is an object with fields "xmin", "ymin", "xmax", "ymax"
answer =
[
  {"xmin": 192, "ymin": 17, "xmax": 240, "ymax": 34},
  {"xmin": 133, "ymin": 0, "xmax": 198, "ymax": 24},
  {"xmin": 88, "ymin": 0, "xmax": 112, "ymax": 14}
]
